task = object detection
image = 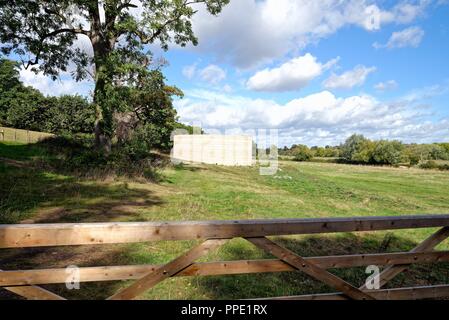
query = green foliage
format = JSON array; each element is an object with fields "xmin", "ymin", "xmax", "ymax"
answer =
[
  {"xmin": 340, "ymin": 135, "xmax": 448, "ymax": 166},
  {"xmin": 419, "ymin": 160, "xmax": 439, "ymax": 170},
  {"xmin": 44, "ymin": 95, "xmax": 95, "ymax": 134},
  {"xmin": 292, "ymin": 145, "xmax": 313, "ymax": 162},
  {"xmin": 402, "ymin": 144, "xmax": 449, "ymax": 165},
  {"xmin": 0, "ymin": 58, "xmax": 95, "ymax": 134},
  {"xmin": 372, "ymin": 140, "xmax": 404, "ymax": 165},
  {"xmin": 340, "ymin": 134, "xmax": 375, "ymax": 163},
  {"xmin": 438, "ymin": 143, "xmax": 449, "ymax": 154},
  {"xmin": 173, "ymin": 122, "xmax": 203, "ymax": 135},
  {"xmin": 430, "ymin": 144, "xmax": 449, "ymax": 160},
  {"xmin": 4, "ymin": 87, "xmax": 49, "ymax": 131},
  {"xmin": 0, "ymin": 0, "xmax": 230, "ymax": 149},
  {"xmin": 32, "ymin": 135, "xmax": 164, "ymax": 180},
  {"xmin": 311, "ymin": 146, "xmax": 340, "ymax": 158}
]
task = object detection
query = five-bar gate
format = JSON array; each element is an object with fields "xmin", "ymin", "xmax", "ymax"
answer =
[{"xmin": 1, "ymin": 214, "xmax": 449, "ymax": 300}]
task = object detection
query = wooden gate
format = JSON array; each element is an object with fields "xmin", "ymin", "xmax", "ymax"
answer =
[{"xmin": 1, "ymin": 214, "xmax": 449, "ymax": 300}]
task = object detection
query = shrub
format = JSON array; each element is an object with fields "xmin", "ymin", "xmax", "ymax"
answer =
[
  {"xmin": 340, "ymin": 134, "xmax": 375, "ymax": 163},
  {"xmin": 430, "ymin": 144, "xmax": 449, "ymax": 160},
  {"xmin": 43, "ymin": 95, "xmax": 95, "ymax": 134},
  {"xmin": 419, "ymin": 160, "xmax": 439, "ymax": 170},
  {"xmin": 372, "ymin": 140, "xmax": 403, "ymax": 165},
  {"xmin": 293, "ymin": 145, "xmax": 313, "ymax": 162},
  {"xmin": 35, "ymin": 135, "xmax": 164, "ymax": 180}
]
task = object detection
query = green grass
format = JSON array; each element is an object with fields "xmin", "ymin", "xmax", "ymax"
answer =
[
  {"xmin": 0, "ymin": 141, "xmax": 47, "ymax": 161},
  {"xmin": 1, "ymin": 142, "xmax": 449, "ymax": 300}
]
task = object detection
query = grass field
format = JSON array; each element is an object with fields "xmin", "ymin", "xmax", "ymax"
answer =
[{"xmin": 1, "ymin": 141, "xmax": 449, "ymax": 299}]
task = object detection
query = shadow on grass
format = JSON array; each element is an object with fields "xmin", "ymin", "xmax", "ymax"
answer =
[
  {"xmin": 196, "ymin": 233, "xmax": 449, "ymax": 300},
  {"xmin": 0, "ymin": 142, "xmax": 47, "ymax": 161},
  {"xmin": 1, "ymin": 233, "xmax": 449, "ymax": 300},
  {"xmin": 0, "ymin": 142, "xmax": 168, "ymax": 299},
  {"xmin": 0, "ymin": 160, "xmax": 164, "ymax": 224},
  {"xmin": 0, "ymin": 243, "xmax": 133, "ymax": 300}
]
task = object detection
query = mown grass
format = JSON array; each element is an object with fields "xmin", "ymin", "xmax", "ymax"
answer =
[{"xmin": 1, "ymin": 141, "xmax": 449, "ymax": 299}]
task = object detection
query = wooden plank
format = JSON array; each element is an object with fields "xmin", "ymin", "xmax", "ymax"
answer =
[
  {"xmin": 107, "ymin": 239, "xmax": 227, "ymax": 300},
  {"xmin": 0, "ymin": 269, "xmax": 65, "ymax": 300},
  {"xmin": 3, "ymin": 286, "xmax": 66, "ymax": 300},
  {"xmin": 2, "ymin": 215, "xmax": 449, "ymax": 248},
  {"xmin": 360, "ymin": 226, "xmax": 449, "ymax": 290},
  {"xmin": 3, "ymin": 250, "xmax": 449, "ymax": 286},
  {"xmin": 246, "ymin": 237, "xmax": 375, "ymax": 300},
  {"xmin": 251, "ymin": 284, "xmax": 449, "ymax": 300}
]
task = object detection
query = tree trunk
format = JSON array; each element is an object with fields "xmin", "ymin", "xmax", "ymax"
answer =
[
  {"xmin": 93, "ymin": 73, "xmax": 112, "ymax": 154},
  {"xmin": 92, "ymin": 38, "xmax": 113, "ymax": 154},
  {"xmin": 89, "ymin": 2, "xmax": 120, "ymax": 155}
]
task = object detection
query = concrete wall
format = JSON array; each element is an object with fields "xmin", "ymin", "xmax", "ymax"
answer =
[{"xmin": 173, "ymin": 135, "xmax": 253, "ymax": 166}]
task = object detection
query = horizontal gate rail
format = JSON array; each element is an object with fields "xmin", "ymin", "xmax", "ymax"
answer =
[
  {"xmin": 1, "ymin": 214, "xmax": 449, "ymax": 300},
  {"xmin": 252, "ymin": 284, "xmax": 449, "ymax": 301},
  {"xmin": 1, "ymin": 214, "xmax": 449, "ymax": 248},
  {"xmin": 2, "ymin": 250, "xmax": 449, "ymax": 286}
]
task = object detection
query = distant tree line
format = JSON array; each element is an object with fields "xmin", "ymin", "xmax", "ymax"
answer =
[
  {"xmin": 0, "ymin": 59, "xmax": 95, "ymax": 134},
  {"xmin": 340, "ymin": 134, "xmax": 449, "ymax": 166},
  {"xmin": 279, "ymin": 144, "xmax": 339, "ymax": 161},
  {"xmin": 0, "ymin": 58, "xmax": 196, "ymax": 152},
  {"xmin": 279, "ymin": 134, "xmax": 449, "ymax": 169}
]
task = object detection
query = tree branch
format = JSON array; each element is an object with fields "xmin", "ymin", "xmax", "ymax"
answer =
[{"xmin": 42, "ymin": 28, "xmax": 91, "ymax": 38}]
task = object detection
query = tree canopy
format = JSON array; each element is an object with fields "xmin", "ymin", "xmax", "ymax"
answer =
[{"xmin": 0, "ymin": 0, "xmax": 229, "ymax": 151}]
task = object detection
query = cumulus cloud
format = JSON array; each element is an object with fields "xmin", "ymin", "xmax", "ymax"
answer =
[
  {"xmin": 175, "ymin": 88, "xmax": 449, "ymax": 146},
  {"xmin": 182, "ymin": 63, "xmax": 226, "ymax": 85},
  {"xmin": 246, "ymin": 54, "xmax": 338, "ymax": 92},
  {"xmin": 199, "ymin": 64, "xmax": 227, "ymax": 84},
  {"xmin": 323, "ymin": 65, "xmax": 376, "ymax": 90},
  {"xmin": 19, "ymin": 67, "xmax": 92, "ymax": 97},
  {"xmin": 182, "ymin": 63, "xmax": 197, "ymax": 79},
  {"xmin": 373, "ymin": 26, "xmax": 425, "ymax": 49},
  {"xmin": 375, "ymin": 80, "xmax": 399, "ymax": 91},
  {"xmin": 190, "ymin": 0, "xmax": 433, "ymax": 68}
]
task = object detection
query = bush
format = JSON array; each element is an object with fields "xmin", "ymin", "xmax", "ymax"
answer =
[
  {"xmin": 372, "ymin": 140, "xmax": 403, "ymax": 165},
  {"xmin": 419, "ymin": 160, "xmax": 439, "ymax": 170},
  {"xmin": 430, "ymin": 144, "xmax": 449, "ymax": 160},
  {"xmin": 292, "ymin": 145, "xmax": 313, "ymax": 162},
  {"xmin": 43, "ymin": 95, "xmax": 95, "ymax": 134},
  {"xmin": 35, "ymin": 135, "xmax": 164, "ymax": 180},
  {"xmin": 340, "ymin": 134, "xmax": 375, "ymax": 163}
]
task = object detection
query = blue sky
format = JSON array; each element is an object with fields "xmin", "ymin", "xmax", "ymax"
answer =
[{"xmin": 17, "ymin": 0, "xmax": 449, "ymax": 147}]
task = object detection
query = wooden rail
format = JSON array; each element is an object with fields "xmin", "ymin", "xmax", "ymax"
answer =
[{"xmin": 1, "ymin": 214, "xmax": 449, "ymax": 300}]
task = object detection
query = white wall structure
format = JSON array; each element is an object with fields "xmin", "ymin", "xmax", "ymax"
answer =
[{"xmin": 172, "ymin": 135, "xmax": 254, "ymax": 166}]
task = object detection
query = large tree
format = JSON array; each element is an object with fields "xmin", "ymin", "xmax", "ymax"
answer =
[{"xmin": 0, "ymin": 0, "xmax": 229, "ymax": 151}]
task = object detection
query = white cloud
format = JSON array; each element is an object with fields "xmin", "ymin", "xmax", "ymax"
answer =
[
  {"xmin": 183, "ymin": 63, "xmax": 227, "ymax": 85},
  {"xmin": 190, "ymin": 0, "xmax": 433, "ymax": 68},
  {"xmin": 19, "ymin": 68, "xmax": 92, "ymax": 97},
  {"xmin": 223, "ymin": 84, "xmax": 233, "ymax": 93},
  {"xmin": 323, "ymin": 65, "xmax": 376, "ymax": 90},
  {"xmin": 199, "ymin": 64, "xmax": 227, "ymax": 84},
  {"xmin": 182, "ymin": 63, "xmax": 197, "ymax": 79},
  {"xmin": 375, "ymin": 80, "xmax": 399, "ymax": 91},
  {"xmin": 246, "ymin": 54, "xmax": 338, "ymax": 92},
  {"xmin": 175, "ymin": 88, "xmax": 449, "ymax": 146},
  {"xmin": 380, "ymin": 0, "xmax": 429, "ymax": 24},
  {"xmin": 373, "ymin": 26, "xmax": 425, "ymax": 49}
]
